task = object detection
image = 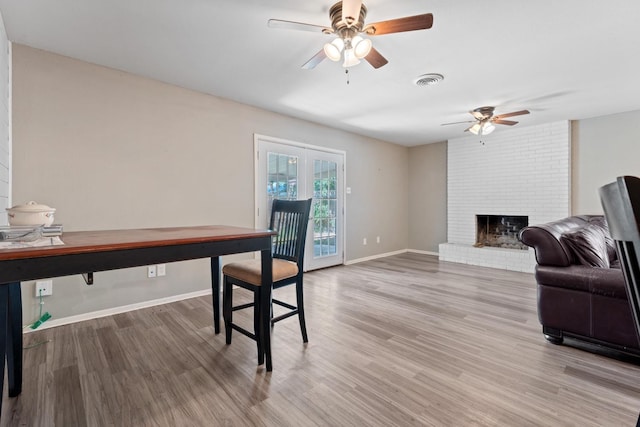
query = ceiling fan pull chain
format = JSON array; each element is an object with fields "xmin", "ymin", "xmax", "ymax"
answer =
[{"xmin": 345, "ymin": 69, "xmax": 350, "ymax": 85}]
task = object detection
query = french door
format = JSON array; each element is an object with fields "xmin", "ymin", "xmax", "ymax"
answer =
[{"xmin": 255, "ymin": 135, "xmax": 345, "ymax": 271}]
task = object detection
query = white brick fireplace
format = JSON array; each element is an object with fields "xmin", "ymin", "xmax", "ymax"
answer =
[{"xmin": 439, "ymin": 120, "xmax": 570, "ymax": 272}]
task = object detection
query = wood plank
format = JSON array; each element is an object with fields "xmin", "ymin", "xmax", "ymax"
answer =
[{"xmin": 53, "ymin": 366, "xmax": 87, "ymax": 426}]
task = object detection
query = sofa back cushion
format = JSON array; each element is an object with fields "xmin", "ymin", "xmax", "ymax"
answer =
[
  {"xmin": 560, "ymin": 222, "xmax": 610, "ymax": 268},
  {"xmin": 520, "ymin": 215, "xmax": 618, "ymax": 268},
  {"xmin": 588, "ymin": 216, "xmax": 617, "ymax": 263}
]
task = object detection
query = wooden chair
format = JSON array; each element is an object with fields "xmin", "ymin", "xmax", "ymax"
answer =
[
  {"xmin": 599, "ymin": 176, "xmax": 640, "ymax": 427},
  {"xmin": 222, "ymin": 198, "xmax": 312, "ymax": 365}
]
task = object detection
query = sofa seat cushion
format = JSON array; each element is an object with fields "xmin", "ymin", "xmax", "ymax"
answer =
[{"xmin": 536, "ymin": 265, "xmax": 626, "ymax": 298}]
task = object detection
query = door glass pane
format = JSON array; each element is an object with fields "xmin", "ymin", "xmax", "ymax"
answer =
[
  {"xmin": 313, "ymin": 159, "xmax": 338, "ymax": 258},
  {"xmin": 267, "ymin": 152, "xmax": 298, "ymax": 219}
]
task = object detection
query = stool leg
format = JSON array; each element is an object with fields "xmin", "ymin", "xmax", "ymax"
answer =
[
  {"xmin": 260, "ymin": 248, "xmax": 272, "ymax": 372},
  {"xmin": 296, "ymin": 279, "xmax": 308, "ymax": 343},
  {"xmin": 254, "ymin": 290, "xmax": 264, "ymax": 365},
  {"xmin": 259, "ymin": 282, "xmax": 272, "ymax": 371},
  {"xmin": 223, "ymin": 277, "xmax": 233, "ymax": 345}
]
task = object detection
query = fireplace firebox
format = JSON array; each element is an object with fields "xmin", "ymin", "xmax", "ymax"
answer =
[{"xmin": 475, "ymin": 215, "xmax": 528, "ymax": 250}]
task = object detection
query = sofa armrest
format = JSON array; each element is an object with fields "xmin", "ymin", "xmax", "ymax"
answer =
[{"xmin": 519, "ymin": 216, "xmax": 593, "ymax": 266}]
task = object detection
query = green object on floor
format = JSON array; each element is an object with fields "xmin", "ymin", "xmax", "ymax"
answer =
[
  {"xmin": 30, "ymin": 288, "xmax": 52, "ymax": 330},
  {"xmin": 30, "ymin": 311, "xmax": 51, "ymax": 330}
]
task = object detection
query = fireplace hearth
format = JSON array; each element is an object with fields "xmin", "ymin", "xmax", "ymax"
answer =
[{"xmin": 475, "ymin": 215, "xmax": 528, "ymax": 250}]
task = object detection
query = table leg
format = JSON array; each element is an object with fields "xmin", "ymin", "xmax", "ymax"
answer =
[
  {"xmin": 7, "ymin": 282, "xmax": 22, "ymax": 397},
  {"xmin": 210, "ymin": 257, "xmax": 221, "ymax": 334},
  {"xmin": 260, "ymin": 248, "xmax": 273, "ymax": 372}
]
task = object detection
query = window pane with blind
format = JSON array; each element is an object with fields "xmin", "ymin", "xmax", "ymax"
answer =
[
  {"xmin": 267, "ymin": 152, "xmax": 298, "ymax": 219},
  {"xmin": 313, "ymin": 159, "xmax": 337, "ymax": 258}
]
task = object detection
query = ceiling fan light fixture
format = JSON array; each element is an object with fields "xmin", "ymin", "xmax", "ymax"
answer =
[
  {"xmin": 323, "ymin": 38, "xmax": 344, "ymax": 61},
  {"xmin": 469, "ymin": 121, "xmax": 495, "ymax": 136},
  {"xmin": 342, "ymin": 48, "xmax": 361, "ymax": 67},
  {"xmin": 481, "ymin": 122, "xmax": 496, "ymax": 135},
  {"xmin": 352, "ymin": 36, "xmax": 372, "ymax": 59},
  {"xmin": 468, "ymin": 123, "xmax": 482, "ymax": 135}
]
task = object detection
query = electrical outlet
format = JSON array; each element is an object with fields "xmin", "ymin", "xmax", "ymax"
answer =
[
  {"xmin": 376, "ymin": 236, "xmax": 380, "ymax": 243},
  {"xmin": 35, "ymin": 280, "xmax": 53, "ymax": 297},
  {"xmin": 147, "ymin": 265, "xmax": 157, "ymax": 278},
  {"xmin": 157, "ymin": 264, "xmax": 166, "ymax": 276},
  {"xmin": 363, "ymin": 238, "xmax": 367, "ymax": 245}
]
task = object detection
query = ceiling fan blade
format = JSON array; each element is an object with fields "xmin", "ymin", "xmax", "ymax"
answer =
[
  {"xmin": 363, "ymin": 13, "xmax": 433, "ymax": 36},
  {"xmin": 493, "ymin": 109, "xmax": 530, "ymax": 119},
  {"xmin": 301, "ymin": 49, "xmax": 327, "ymax": 70},
  {"xmin": 364, "ymin": 47, "xmax": 388, "ymax": 69},
  {"xmin": 341, "ymin": 0, "xmax": 362, "ymax": 27},
  {"xmin": 441, "ymin": 120, "xmax": 474, "ymax": 126},
  {"xmin": 492, "ymin": 119, "xmax": 518, "ymax": 126},
  {"xmin": 268, "ymin": 19, "xmax": 333, "ymax": 34}
]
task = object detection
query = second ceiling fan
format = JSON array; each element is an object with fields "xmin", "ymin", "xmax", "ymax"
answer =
[
  {"xmin": 442, "ymin": 107, "xmax": 530, "ymax": 136},
  {"xmin": 268, "ymin": 0, "xmax": 433, "ymax": 69}
]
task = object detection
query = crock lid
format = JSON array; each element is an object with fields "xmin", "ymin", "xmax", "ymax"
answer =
[{"xmin": 7, "ymin": 201, "xmax": 56, "ymax": 213}]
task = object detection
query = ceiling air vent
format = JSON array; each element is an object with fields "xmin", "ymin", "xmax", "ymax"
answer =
[{"xmin": 414, "ymin": 73, "xmax": 444, "ymax": 87}]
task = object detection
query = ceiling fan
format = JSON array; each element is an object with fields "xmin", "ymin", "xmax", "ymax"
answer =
[
  {"xmin": 267, "ymin": 1, "xmax": 433, "ymax": 69},
  {"xmin": 442, "ymin": 106, "xmax": 530, "ymax": 135}
]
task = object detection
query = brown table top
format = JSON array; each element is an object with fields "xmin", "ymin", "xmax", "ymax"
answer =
[{"xmin": 0, "ymin": 225, "xmax": 275, "ymax": 261}]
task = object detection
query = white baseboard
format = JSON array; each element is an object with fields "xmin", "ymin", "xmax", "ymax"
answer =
[
  {"xmin": 345, "ymin": 249, "xmax": 408, "ymax": 265},
  {"xmin": 24, "ymin": 288, "xmax": 213, "ymax": 333},
  {"xmin": 345, "ymin": 248, "xmax": 439, "ymax": 265},
  {"xmin": 407, "ymin": 249, "xmax": 439, "ymax": 256}
]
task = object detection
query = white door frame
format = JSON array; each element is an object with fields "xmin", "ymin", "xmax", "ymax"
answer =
[{"xmin": 254, "ymin": 134, "xmax": 347, "ymax": 270}]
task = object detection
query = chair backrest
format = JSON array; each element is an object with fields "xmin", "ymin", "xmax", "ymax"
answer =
[
  {"xmin": 269, "ymin": 198, "xmax": 312, "ymax": 267},
  {"xmin": 599, "ymin": 176, "xmax": 640, "ymax": 335}
]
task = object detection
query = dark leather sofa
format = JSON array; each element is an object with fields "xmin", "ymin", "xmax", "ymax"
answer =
[{"xmin": 519, "ymin": 215, "xmax": 640, "ymax": 354}]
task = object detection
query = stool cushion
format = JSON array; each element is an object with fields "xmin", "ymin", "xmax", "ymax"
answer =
[{"xmin": 223, "ymin": 259, "xmax": 298, "ymax": 286}]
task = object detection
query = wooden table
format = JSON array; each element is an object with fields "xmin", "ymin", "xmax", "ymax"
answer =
[{"xmin": 0, "ymin": 225, "xmax": 276, "ymax": 417}]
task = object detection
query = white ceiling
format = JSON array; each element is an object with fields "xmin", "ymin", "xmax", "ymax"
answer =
[{"xmin": 1, "ymin": 0, "xmax": 639, "ymax": 146}]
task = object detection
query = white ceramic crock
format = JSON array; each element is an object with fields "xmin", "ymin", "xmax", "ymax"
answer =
[{"xmin": 7, "ymin": 201, "xmax": 56, "ymax": 226}]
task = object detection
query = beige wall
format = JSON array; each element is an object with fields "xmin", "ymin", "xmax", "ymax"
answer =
[
  {"xmin": 572, "ymin": 110, "xmax": 640, "ymax": 214},
  {"xmin": 13, "ymin": 44, "xmax": 411, "ymax": 321},
  {"xmin": 408, "ymin": 142, "xmax": 447, "ymax": 252}
]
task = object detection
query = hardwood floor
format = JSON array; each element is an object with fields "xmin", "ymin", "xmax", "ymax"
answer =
[{"xmin": 3, "ymin": 253, "xmax": 640, "ymax": 426}]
